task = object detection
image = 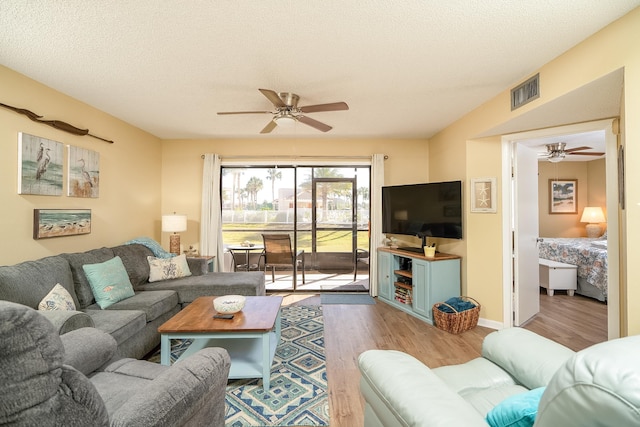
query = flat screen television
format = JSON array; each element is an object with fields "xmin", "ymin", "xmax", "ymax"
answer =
[{"xmin": 382, "ymin": 181, "xmax": 463, "ymax": 248}]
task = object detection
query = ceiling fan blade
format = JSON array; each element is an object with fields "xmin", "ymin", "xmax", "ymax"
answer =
[
  {"xmin": 260, "ymin": 120, "xmax": 277, "ymax": 134},
  {"xmin": 217, "ymin": 111, "xmax": 272, "ymax": 115},
  {"xmin": 568, "ymin": 151, "xmax": 605, "ymax": 156},
  {"xmin": 300, "ymin": 102, "xmax": 349, "ymax": 113},
  {"xmin": 259, "ymin": 89, "xmax": 286, "ymax": 108},
  {"xmin": 564, "ymin": 146, "xmax": 592, "ymax": 153},
  {"xmin": 298, "ymin": 115, "xmax": 332, "ymax": 132}
]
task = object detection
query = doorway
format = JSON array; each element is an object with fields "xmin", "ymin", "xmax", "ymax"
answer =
[{"xmin": 503, "ymin": 119, "xmax": 620, "ymax": 339}]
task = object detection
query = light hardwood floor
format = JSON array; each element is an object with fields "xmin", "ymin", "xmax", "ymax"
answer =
[{"xmin": 276, "ymin": 290, "xmax": 607, "ymax": 427}]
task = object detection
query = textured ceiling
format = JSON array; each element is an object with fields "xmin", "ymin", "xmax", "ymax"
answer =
[{"xmin": 0, "ymin": 1, "xmax": 638, "ymax": 139}]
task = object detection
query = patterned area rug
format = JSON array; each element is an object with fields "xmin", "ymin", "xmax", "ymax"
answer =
[{"xmin": 149, "ymin": 305, "xmax": 329, "ymax": 427}]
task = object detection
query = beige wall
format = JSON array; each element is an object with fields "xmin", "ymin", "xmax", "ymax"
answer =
[
  {"xmin": 0, "ymin": 65, "xmax": 163, "ymax": 265},
  {"xmin": 3, "ymin": 7, "xmax": 640, "ymax": 334},
  {"xmin": 160, "ymin": 138, "xmax": 429, "ymax": 252},
  {"xmin": 538, "ymin": 159, "xmax": 606, "ymax": 237},
  {"xmin": 429, "ymin": 8, "xmax": 640, "ymax": 333}
]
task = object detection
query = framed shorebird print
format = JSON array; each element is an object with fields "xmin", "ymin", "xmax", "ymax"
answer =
[
  {"xmin": 18, "ymin": 132, "xmax": 64, "ymax": 196},
  {"xmin": 68, "ymin": 145, "xmax": 100, "ymax": 198}
]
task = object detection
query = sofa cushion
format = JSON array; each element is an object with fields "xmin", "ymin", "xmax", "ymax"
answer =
[
  {"xmin": 537, "ymin": 335, "xmax": 640, "ymax": 426},
  {"xmin": 138, "ymin": 271, "xmax": 266, "ymax": 305},
  {"xmin": 83, "ymin": 257, "xmax": 135, "ymax": 309},
  {"xmin": 434, "ymin": 357, "xmax": 528, "ymax": 416},
  {"xmin": 83, "ymin": 309, "xmax": 146, "ymax": 345},
  {"xmin": 111, "ymin": 244, "xmax": 154, "ymax": 288},
  {"xmin": 38, "ymin": 283, "xmax": 76, "ymax": 311},
  {"xmin": 60, "ymin": 247, "xmax": 115, "ymax": 309},
  {"xmin": 101, "ymin": 290, "xmax": 178, "ymax": 323},
  {"xmin": 486, "ymin": 387, "xmax": 545, "ymax": 427},
  {"xmin": 148, "ymin": 254, "xmax": 192, "ymax": 282},
  {"xmin": 0, "ymin": 255, "xmax": 79, "ymax": 309}
]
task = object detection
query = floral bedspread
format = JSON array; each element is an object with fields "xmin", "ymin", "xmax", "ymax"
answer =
[{"xmin": 538, "ymin": 237, "xmax": 608, "ymax": 296}]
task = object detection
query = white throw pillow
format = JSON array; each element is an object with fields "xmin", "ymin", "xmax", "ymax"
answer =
[
  {"xmin": 38, "ymin": 283, "xmax": 76, "ymax": 311},
  {"xmin": 148, "ymin": 254, "xmax": 192, "ymax": 282}
]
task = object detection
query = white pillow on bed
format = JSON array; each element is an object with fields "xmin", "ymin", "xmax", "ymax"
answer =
[{"xmin": 591, "ymin": 240, "xmax": 607, "ymax": 249}]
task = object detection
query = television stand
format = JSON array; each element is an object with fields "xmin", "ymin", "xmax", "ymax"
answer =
[{"xmin": 398, "ymin": 246, "xmax": 423, "ymax": 254}]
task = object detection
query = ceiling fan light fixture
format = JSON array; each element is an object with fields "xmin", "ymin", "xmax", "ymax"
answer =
[
  {"xmin": 274, "ymin": 114, "xmax": 297, "ymax": 126},
  {"xmin": 548, "ymin": 152, "xmax": 565, "ymax": 163}
]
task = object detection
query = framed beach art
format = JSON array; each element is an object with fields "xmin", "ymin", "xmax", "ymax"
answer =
[
  {"xmin": 18, "ymin": 132, "xmax": 64, "ymax": 196},
  {"xmin": 33, "ymin": 209, "xmax": 91, "ymax": 239},
  {"xmin": 68, "ymin": 145, "xmax": 100, "ymax": 198},
  {"xmin": 549, "ymin": 179, "xmax": 577, "ymax": 214},
  {"xmin": 470, "ymin": 177, "xmax": 497, "ymax": 213}
]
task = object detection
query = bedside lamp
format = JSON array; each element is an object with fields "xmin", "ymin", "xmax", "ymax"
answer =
[
  {"xmin": 162, "ymin": 213, "xmax": 187, "ymax": 254},
  {"xmin": 580, "ymin": 207, "xmax": 606, "ymax": 238}
]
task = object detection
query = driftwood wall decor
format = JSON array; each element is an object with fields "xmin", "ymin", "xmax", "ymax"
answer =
[{"xmin": 1, "ymin": 102, "xmax": 114, "ymax": 144}]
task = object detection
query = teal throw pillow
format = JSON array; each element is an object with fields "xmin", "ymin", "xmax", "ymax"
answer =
[
  {"xmin": 82, "ymin": 256, "xmax": 135, "ymax": 309},
  {"xmin": 486, "ymin": 387, "xmax": 546, "ymax": 427}
]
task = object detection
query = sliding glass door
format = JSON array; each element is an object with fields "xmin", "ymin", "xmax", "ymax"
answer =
[{"xmin": 221, "ymin": 164, "xmax": 370, "ymax": 291}]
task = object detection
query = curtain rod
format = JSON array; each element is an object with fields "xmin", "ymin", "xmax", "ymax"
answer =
[{"xmin": 201, "ymin": 154, "xmax": 388, "ymax": 160}]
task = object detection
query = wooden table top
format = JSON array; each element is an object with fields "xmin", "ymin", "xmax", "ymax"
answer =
[{"xmin": 158, "ymin": 296, "xmax": 283, "ymax": 334}]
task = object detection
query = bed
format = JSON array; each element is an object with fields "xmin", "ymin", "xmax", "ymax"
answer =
[{"xmin": 538, "ymin": 237, "xmax": 608, "ymax": 302}]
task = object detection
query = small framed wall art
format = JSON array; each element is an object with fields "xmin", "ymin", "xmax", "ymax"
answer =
[
  {"xmin": 68, "ymin": 145, "xmax": 100, "ymax": 198},
  {"xmin": 18, "ymin": 133, "xmax": 64, "ymax": 196},
  {"xmin": 470, "ymin": 178, "xmax": 497, "ymax": 213},
  {"xmin": 33, "ymin": 209, "xmax": 92, "ymax": 239},
  {"xmin": 549, "ymin": 179, "xmax": 577, "ymax": 214}
]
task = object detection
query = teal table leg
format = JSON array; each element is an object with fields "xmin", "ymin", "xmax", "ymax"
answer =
[
  {"xmin": 160, "ymin": 335, "xmax": 170, "ymax": 365},
  {"xmin": 262, "ymin": 333, "xmax": 270, "ymax": 391}
]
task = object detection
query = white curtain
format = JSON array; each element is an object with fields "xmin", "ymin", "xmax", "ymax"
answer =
[
  {"xmin": 369, "ymin": 154, "xmax": 385, "ymax": 296},
  {"xmin": 200, "ymin": 154, "xmax": 225, "ymax": 272}
]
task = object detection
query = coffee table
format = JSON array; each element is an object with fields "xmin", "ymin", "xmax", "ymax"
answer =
[{"xmin": 158, "ymin": 295, "xmax": 283, "ymax": 391}]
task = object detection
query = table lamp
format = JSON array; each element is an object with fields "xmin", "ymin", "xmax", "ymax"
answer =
[
  {"xmin": 580, "ymin": 206, "xmax": 606, "ymax": 238},
  {"xmin": 162, "ymin": 213, "xmax": 187, "ymax": 254}
]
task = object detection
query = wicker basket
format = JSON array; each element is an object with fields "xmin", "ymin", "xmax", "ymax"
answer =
[{"xmin": 432, "ymin": 296, "xmax": 480, "ymax": 334}]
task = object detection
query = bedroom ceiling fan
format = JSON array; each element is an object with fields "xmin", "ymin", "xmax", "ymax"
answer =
[
  {"xmin": 217, "ymin": 89, "xmax": 348, "ymax": 133},
  {"xmin": 541, "ymin": 142, "xmax": 605, "ymax": 162}
]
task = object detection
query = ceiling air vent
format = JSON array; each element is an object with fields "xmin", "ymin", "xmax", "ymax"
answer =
[{"xmin": 510, "ymin": 73, "xmax": 539, "ymax": 110}]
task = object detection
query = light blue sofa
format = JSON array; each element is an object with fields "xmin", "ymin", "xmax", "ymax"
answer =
[{"xmin": 359, "ymin": 327, "xmax": 640, "ymax": 426}]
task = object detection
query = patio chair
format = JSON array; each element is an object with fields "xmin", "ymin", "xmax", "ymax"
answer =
[{"xmin": 261, "ymin": 234, "xmax": 305, "ymax": 286}]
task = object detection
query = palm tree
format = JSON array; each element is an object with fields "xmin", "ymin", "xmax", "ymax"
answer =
[
  {"xmin": 266, "ymin": 168, "xmax": 282, "ymax": 208},
  {"xmin": 245, "ymin": 176, "xmax": 263, "ymax": 210},
  {"xmin": 300, "ymin": 168, "xmax": 346, "ymax": 222}
]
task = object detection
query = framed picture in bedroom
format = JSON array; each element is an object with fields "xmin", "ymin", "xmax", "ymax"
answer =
[{"xmin": 549, "ymin": 179, "xmax": 577, "ymax": 214}]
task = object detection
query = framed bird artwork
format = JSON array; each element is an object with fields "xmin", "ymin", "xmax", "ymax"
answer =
[
  {"xmin": 68, "ymin": 145, "xmax": 100, "ymax": 198},
  {"xmin": 18, "ymin": 132, "xmax": 64, "ymax": 196}
]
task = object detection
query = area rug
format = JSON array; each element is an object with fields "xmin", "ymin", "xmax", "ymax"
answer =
[
  {"xmin": 320, "ymin": 293, "xmax": 375, "ymax": 305},
  {"xmin": 149, "ymin": 305, "xmax": 329, "ymax": 427}
]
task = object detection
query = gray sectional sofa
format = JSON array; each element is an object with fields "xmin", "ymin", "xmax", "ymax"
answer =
[{"xmin": 0, "ymin": 243, "xmax": 265, "ymax": 359}]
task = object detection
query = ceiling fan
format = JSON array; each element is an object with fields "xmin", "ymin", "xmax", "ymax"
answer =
[
  {"xmin": 541, "ymin": 142, "xmax": 605, "ymax": 162},
  {"xmin": 217, "ymin": 89, "xmax": 348, "ymax": 133}
]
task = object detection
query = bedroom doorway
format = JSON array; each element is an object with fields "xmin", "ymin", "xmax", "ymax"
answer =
[{"xmin": 503, "ymin": 119, "xmax": 620, "ymax": 339}]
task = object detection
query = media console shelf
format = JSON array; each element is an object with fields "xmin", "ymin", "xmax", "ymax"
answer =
[{"xmin": 377, "ymin": 247, "xmax": 461, "ymax": 325}]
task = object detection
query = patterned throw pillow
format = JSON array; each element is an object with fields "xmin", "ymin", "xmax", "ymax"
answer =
[
  {"xmin": 148, "ymin": 254, "xmax": 192, "ymax": 282},
  {"xmin": 38, "ymin": 283, "xmax": 76, "ymax": 311},
  {"xmin": 82, "ymin": 256, "xmax": 135, "ymax": 309}
]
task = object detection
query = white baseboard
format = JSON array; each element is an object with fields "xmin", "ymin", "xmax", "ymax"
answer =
[{"xmin": 478, "ymin": 317, "xmax": 504, "ymax": 330}]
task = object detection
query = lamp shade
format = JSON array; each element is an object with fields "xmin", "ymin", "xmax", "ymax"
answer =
[
  {"xmin": 580, "ymin": 207, "xmax": 606, "ymax": 224},
  {"xmin": 162, "ymin": 214, "xmax": 187, "ymax": 233}
]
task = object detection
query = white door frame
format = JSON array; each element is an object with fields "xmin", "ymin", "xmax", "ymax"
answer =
[{"xmin": 501, "ymin": 119, "xmax": 619, "ymax": 337}]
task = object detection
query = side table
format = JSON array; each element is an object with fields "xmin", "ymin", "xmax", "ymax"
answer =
[{"xmin": 188, "ymin": 255, "xmax": 215, "ymax": 272}]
